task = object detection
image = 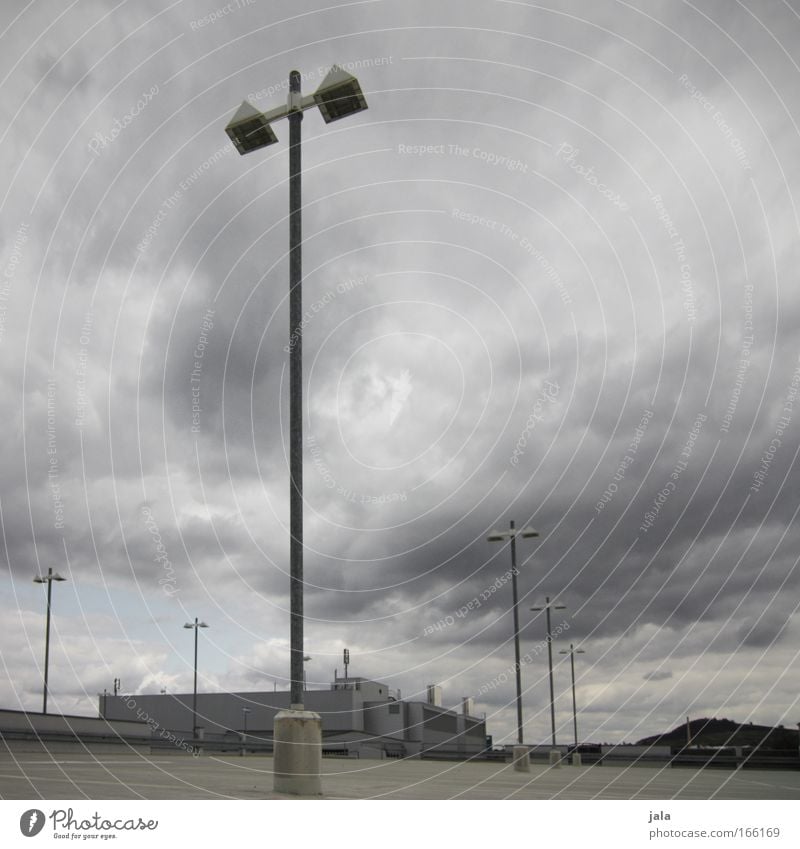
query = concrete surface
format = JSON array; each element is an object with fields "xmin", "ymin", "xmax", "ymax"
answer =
[{"xmin": 0, "ymin": 753, "xmax": 798, "ymax": 800}]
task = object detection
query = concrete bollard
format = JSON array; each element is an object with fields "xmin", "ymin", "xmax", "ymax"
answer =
[
  {"xmin": 273, "ymin": 708, "xmax": 323, "ymax": 796},
  {"xmin": 572, "ymin": 752, "xmax": 582, "ymax": 767},
  {"xmin": 548, "ymin": 749, "xmax": 561, "ymax": 767},
  {"xmin": 512, "ymin": 745, "xmax": 530, "ymax": 771}
]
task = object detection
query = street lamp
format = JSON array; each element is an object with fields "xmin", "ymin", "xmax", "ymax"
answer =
[
  {"xmin": 225, "ymin": 64, "xmax": 367, "ymax": 796},
  {"xmin": 486, "ymin": 521, "xmax": 539, "ymax": 745},
  {"xmin": 183, "ymin": 618, "xmax": 209, "ymax": 743},
  {"xmin": 559, "ymin": 643, "xmax": 585, "ymax": 749},
  {"xmin": 33, "ymin": 568, "xmax": 67, "ymax": 714},
  {"xmin": 531, "ymin": 596, "xmax": 567, "ymax": 747},
  {"xmin": 240, "ymin": 706, "xmax": 252, "ymax": 757}
]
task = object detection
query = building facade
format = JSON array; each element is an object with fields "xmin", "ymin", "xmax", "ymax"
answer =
[{"xmin": 100, "ymin": 677, "xmax": 487, "ymax": 759}]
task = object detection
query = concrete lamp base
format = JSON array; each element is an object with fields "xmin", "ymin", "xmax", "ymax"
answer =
[
  {"xmin": 572, "ymin": 752, "xmax": 582, "ymax": 767},
  {"xmin": 273, "ymin": 708, "xmax": 323, "ymax": 796},
  {"xmin": 512, "ymin": 746, "xmax": 530, "ymax": 772},
  {"xmin": 548, "ymin": 749, "xmax": 562, "ymax": 767}
]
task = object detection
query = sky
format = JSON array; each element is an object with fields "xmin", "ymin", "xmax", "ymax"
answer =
[{"xmin": 1, "ymin": 0, "xmax": 799, "ymax": 748}]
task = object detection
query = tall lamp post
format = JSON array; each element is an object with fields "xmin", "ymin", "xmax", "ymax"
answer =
[
  {"xmin": 225, "ymin": 65, "xmax": 368, "ymax": 796},
  {"xmin": 33, "ymin": 567, "xmax": 67, "ymax": 714},
  {"xmin": 183, "ymin": 618, "xmax": 208, "ymax": 743},
  {"xmin": 559, "ymin": 643, "xmax": 585, "ymax": 748},
  {"xmin": 487, "ymin": 521, "xmax": 539, "ymax": 745},
  {"xmin": 531, "ymin": 596, "xmax": 566, "ymax": 748}
]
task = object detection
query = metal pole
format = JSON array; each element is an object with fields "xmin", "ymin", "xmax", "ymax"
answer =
[
  {"xmin": 570, "ymin": 645, "xmax": 578, "ymax": 748},
  {"xmin": 546, "ymin": 597, "xmax": 556, "ymax": 747},
  {"xmin": 192, "ymin": 618, "xmax": 199, "ymax": 739},
  {"xmin": 509, "ymin": 520, "xmax": 523, "ymax": 745},
  {"xmin": 288, "ymin": 68, "xmax": 304, "ymax": 710},
  {"xmin": 42, "ymin": 568, "xmax": 53, "ymax": 714}
]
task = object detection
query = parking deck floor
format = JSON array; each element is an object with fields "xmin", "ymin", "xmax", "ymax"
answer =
[{"xmin": 0, "ymin": 753, "xmax": 798, "ymax": 800}]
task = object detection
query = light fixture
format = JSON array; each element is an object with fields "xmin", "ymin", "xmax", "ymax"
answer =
[
  {"xmin": 225, "ymin": 101, "xmax": 279, "ymax": 154},
  {"xmin": 33, "ymin": 568, "xmax": 68, "ymax": 714},
  {"xmin": 225, "ymin": 65, "xmax": 368, "ymax": 158},
  {"xmin": 531, "ymin": 597, "xmax": 567, "ymax": 748},
  {"xmin": 486, "ymin": 520, "xmax": 541, "ymax": 745},
  {"xmin": 313, "ymin": 65, "xmax": 368, "ymax": 123},
  {"xmin": 225, "ymin": 64, "xmax": 368, "ymax": 796},
  {"xmin": 559, "ymin": 643, "xmax": 586, "ymax": 751},
  {"xmin": 184, "ymin": 618, "xmax": 209, "ymax": 745}
]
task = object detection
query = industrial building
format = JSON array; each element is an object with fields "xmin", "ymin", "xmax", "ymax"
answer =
[{"xmin": 100, "ymin": 677, "xmax": 487, "ymax": 759}]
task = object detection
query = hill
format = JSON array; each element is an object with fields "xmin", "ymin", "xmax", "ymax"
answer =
[{"xmin": 636, "ymin": 717, "xmax": 798, "ymax": 750}]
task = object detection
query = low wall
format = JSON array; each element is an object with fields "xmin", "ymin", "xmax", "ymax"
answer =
[{"xmin": 0, "ymin": 709, "xmax": 151, "ymax": 754}]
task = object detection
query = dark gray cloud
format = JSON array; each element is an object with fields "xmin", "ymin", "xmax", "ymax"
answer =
[{"xmin": 1, "ymin": 0, "xmax": 799, "ymax": 746}]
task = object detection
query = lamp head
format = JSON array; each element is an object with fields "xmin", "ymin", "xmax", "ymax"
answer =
[
  {"xmin": 33, "ymin": 572, "xmax": 66, "ymax": 583},
  {"xmin": 225, "ymin": 101, "xmax": 279, "ymax": 154},
  {"xmin": 519, "ymin": 527, "xmax": 539, "ymax": 538},
  {"xmin": 487, "ymin": 530, "xmax": 508, "ymax": 542},
  {"xmin": 313, "ymin": 65, "xmax": 368, "ymax": 123}
]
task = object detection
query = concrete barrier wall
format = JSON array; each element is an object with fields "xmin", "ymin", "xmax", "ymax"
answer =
[{"xmin": 0, "ymin": 709, "xmax": 150, "ymax": 754}]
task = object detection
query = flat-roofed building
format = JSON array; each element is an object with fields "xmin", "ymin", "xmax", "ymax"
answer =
[{"xmin": 100, "ymin": 677, "xmax": 486, "ymax": 759}]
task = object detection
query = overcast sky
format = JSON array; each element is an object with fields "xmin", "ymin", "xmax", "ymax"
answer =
[{"xmin": 1, "ymin": 0, "xmax": 799, "ymax": 747}]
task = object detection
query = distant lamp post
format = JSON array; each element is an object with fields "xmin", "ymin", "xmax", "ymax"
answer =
[
  {"xmin": 33, "ymin": 568, "xmax": 67, "ymax": 714},
  {"xmin": 531, "ymin": 596, "xmax": 567, "ymax": 747},
  {"xmin": 487, "ymin": 521, "xmax": 539, "ymax": 745},
  {"xmin": 559, "ymin": 643, "xmax": 585, "ymax": 748},
  {"xmin": 303, "ymin": 655, "xmax": 311, "ymax": 690},
  {"xmin": 240, "ymin": 706, "xmax": 252, "ymax": 757},
  {"xmin": 225, "ymin": 64, "xmax": 367, "ymax": 797},
  {"xmin": 183, "ymin": 618, "xmax": 209, "ymax": 742}
]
